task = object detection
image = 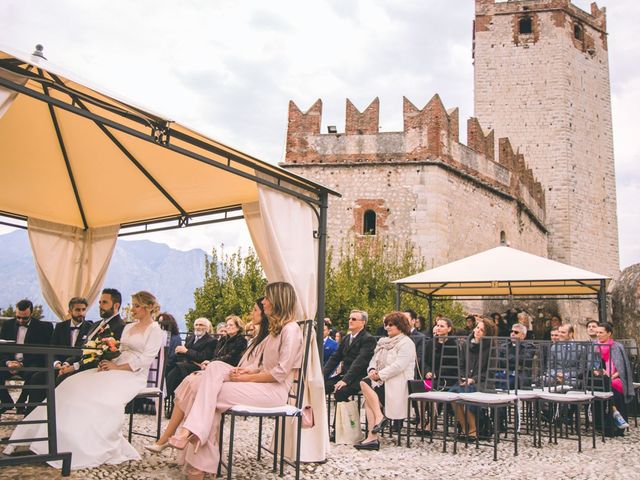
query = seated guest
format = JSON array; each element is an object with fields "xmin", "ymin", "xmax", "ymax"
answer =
[
  {"xmin": 548, "ymin": 323, "xmax": 582, "ymax": 387},
  {"xmin": 517, "ymin": 312, "xmax": 535, "ymax": 340},
  {"xmin": 28, "ymin": 297, "xmax": 94, "ymax": 413},
  {"xmin": 498, "ymin": 324, "xmax": 535, "ymax": 389},
  {"xmin": 355, "ymin": 312, "xmax": 416, "ymax": 451},
  {"xmin": 459, "ymin": 315, "xmax": 476, "ymax": 336},
  {"xmin": 416, "ymin": 315, "xmax": 428, "ymax": 335},
  {"xmin": 323, "ymin": 310, "xmax": 376, "ymax": 402},
  {"xmin": 158, "ymin": 312, "xmax": 183, "ymax": 374},
  {"xmin": 323, "ymin": 320, "xmax": 338, "ymax": 365},
  {"xmin": 405, "ymin": 309, "xmax": 426, "ymax": 351},
  {"xmin": 586, "ymin": 318, "xmax": 599, "ymax": 341},
  {"xmin": 491, "ymin": 312, "xmax": 510, "ymax": 337},
  {"xmin": 211, "ymin": 316, "xmax": 247, "ymax": 367},
  {"xmin": 595, "ymin": 322, "xmax": 634, "ymax": 431},
  {"xmin": 215, "ymin": 322, "xmax": 227, "ymax": 337},
  {"xmin": 0, "ymin": 299, "xmax": 53, "ymax": 415},
  {"xmin": 543, "ymin": 315, "xmax": 562, "ymax": 341},
  {"xmin": 450, "ymin": 317, "xmax": 496, "ymax": 439},
  {"xmin": 165, "ymin": 317, "xmax": 216, "ymax": 397},
  {"xmin": 56, "ymin": 288, "xmax": 126, "ymax": 381},
  {"xmin": 424, "ymin": 317, "xmax": 459, "ymax": 389}
]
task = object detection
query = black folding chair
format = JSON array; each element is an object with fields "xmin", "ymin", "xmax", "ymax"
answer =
[
  {"xmin": 218, "ymin": 319, "xmax": 314, "ymax": 480},
  {"xmin": 127, "ymin": 346, "xmax": 167, "ymax": 442}
]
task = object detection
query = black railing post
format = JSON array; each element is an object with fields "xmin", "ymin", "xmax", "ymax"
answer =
[{"xmin": 316, "ymin": 190, "xmax": 329, "ymax": 363}]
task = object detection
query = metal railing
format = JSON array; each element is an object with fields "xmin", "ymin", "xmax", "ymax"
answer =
[{"xmin": 0, "ymin": 343, "xmax": 81, "ymax": 476}]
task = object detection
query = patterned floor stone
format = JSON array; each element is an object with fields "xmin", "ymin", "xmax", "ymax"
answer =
[{"xmin": 1, "ymin": 411, "xmax": 639, "ymax": 479}]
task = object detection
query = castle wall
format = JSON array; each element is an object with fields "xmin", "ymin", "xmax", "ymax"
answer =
[
  {"xmin": 285, "ymin": 161, "xmax": 548, "ymax": 267},
  {"xmin": 474, "ymin": 0, "xmax": 619, "ymax": 278}
]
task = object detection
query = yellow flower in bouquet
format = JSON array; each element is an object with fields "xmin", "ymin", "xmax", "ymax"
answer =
[{"xmin": 81, "ymin": 335, "xmax": 121, "ymax": 366}]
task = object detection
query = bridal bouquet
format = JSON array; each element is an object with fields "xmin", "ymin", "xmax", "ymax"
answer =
[{"xmin": 81, "ymin": 335, "xmax": 121, "ymax": 366}]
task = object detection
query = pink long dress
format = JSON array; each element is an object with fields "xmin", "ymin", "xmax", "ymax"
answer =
[{"xmin": 174, "ymin": 320, "xmax": 303, "ymax": 473}]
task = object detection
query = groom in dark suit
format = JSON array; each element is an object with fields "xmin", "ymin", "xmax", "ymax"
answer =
[
  {"xmin": 56, "ymin": 288, "xmax": 125, "ymax": 380},
  {"xmin": 165, "ymin": 317, "xmax": 217, "ymax": 396},
  {"xmin": 27, "ymin": 296, "xmax": 95, "ymax": 411},
  {"xmin": 323, "ymin": 309, "xmax": 376, "ymax": 402},
  {"xmin": 0, "ymin": 299, "xmax": 54, "ymax": 414}
]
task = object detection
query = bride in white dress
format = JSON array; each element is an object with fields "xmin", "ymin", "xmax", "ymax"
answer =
[{"xmin": 5, "ymin": 290, "xmax": 165, "ymax": 470}]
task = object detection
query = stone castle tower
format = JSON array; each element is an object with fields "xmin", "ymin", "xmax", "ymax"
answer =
[
  {"xmin": 473, "ymin": 0, "xmax": 619, "ymax": 278},
  {"xmin": 283, "ymin": 95, "xmax": 548, "ymax": 268}
]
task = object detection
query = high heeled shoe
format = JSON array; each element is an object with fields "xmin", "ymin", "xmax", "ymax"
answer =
[
  {"xmin": 168, "ymin": 432, "xmax": 195, "ymax": 450},
  {"xmin": 144, "ymin": 442, "xmax": 169, "ymax": 453},
  {"xmin": 371, "ymin": 417, "xmax": 389, "ymax": 434}
]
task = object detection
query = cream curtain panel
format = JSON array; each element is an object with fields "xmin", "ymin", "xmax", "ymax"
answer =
[
  {"xmin": 27, "ymin": 218, "xmax": 119, "ymax": 320},
  {"xmin": 242, "ymin": 185, "xmax": 330, "ymax": 463}
]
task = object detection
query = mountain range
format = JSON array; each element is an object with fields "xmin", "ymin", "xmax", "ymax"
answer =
[{"xmin": 0, "ymin": 230, "xmax": 208, "ymax": 330}]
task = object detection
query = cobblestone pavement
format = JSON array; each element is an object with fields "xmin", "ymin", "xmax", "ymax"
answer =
[{"xmin": 1, "ymin": 410, "xmax": 639, "ymax": 480}]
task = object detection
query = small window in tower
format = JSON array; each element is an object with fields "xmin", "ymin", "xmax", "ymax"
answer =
[
  {"xmin": 500, "ymin": 231, "xmax": 507, "ymax": 245},
  {"xmin": 574, "ymin": 24, "xmax": 583, "ymax": 41},
  {"xmin": 363, "ymin": 210, "xmax": 377, "ymax": 235},
  {"xmin": 519, "ymin": 17, "xmax": 532, "ymax": 35}
]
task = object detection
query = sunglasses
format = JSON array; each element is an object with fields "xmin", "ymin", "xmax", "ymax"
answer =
[
  {"xmin": 349, "ymin": 317, "xmax": 362, "ymax": 321},
  {"xmin": 383, "ymin": 322, "xmax": 395, "ymax": 327}
]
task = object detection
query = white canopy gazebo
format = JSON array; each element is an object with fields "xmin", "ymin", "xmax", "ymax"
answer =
[
  {"xmin": 0, "ymin": 44, "xmax": 334, "ymax": 462},
  {"xmin": 394, "ymin": 245, "xmax": 611, "ymax": 331}
]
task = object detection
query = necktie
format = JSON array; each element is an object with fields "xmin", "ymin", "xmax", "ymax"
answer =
[{"xmin": 70, "ymin": 326, "xmax": 80, "ymax": 331}]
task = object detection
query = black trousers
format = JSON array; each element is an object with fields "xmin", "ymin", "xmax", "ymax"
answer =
[
  {"xmin": 325, "ymin": 375, "xmax": 361, "ymax": 402},
  {"xmin": 0, "ymin": 369, "xmax": 38, "ymax": 412},
  {"xmin": 166, "ymin": 361, "xmax": 201, "ymax": 396}
]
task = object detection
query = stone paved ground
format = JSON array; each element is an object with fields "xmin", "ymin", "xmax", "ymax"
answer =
[{"xmin": 1, "ymin": 410, "xmax": 639, "ymax": 480}]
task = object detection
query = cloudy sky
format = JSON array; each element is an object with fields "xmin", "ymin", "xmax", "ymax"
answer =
[{"xmin": 1, "ymin": 0, "xmax": 638, "ymax": 268}]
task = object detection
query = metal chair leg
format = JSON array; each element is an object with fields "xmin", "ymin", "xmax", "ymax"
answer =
[{"xmin": 227, "ymin": 415, "xmax": 235, "ymax": 480}]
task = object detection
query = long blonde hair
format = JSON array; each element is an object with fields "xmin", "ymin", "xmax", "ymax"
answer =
[
  {"xmin": 131, "ymin": 291, "xmax": 160, "ymax": 319},
  {"xmin": 265, "ymin": 282, "xmax": 297, "ymax": 335}
]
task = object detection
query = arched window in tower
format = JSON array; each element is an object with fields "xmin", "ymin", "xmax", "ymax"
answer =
[
  {"xmin": 574, "ymin": 23, "xmax": 583, "ymax": 41},
  {"xmin": 500, "ymin": 231, "xmax": 507, "ymax": 245},
  {"xmin": 363, "ymin": 210, "xmax": 377, "ymax": 235},
  {"xmin": 519, "ymin": 17, "xmax": 533, "ymax": 35}
]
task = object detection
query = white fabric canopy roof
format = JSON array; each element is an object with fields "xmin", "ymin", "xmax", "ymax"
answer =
[
  {"xmin": 1, "ymin": 44, "xmax": 332, "ymax": 461},
  {"xmin": 394, "ymin": 246, "xmax": 610, "ymax": 297},
  {"xmin": 0, "ymin": 44, "xmax": 335, "ymax": 230}
]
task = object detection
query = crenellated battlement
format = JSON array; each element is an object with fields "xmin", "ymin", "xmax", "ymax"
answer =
[{"xmin": 284, "ymin": 96, "xmax": 545, "ymax": 216}]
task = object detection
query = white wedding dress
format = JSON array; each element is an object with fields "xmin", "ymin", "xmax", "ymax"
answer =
[{"xmin": 5, "ymin": 321, "xmax": 165, "ymax": 469}]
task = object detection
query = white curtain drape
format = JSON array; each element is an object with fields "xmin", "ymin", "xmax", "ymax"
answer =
[
  {"xmin": 242, "ymin": 185, "xmax": 329, "ymax": 463},
  {"xmin": 27, "ymin": 217, "xmax": 119, "ymax": 320}
]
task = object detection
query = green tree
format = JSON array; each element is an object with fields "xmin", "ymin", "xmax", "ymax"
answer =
[
  {"xmin": 325, "ymin": 237, "xmax": 464, "ymax": 333},
  {"xmin": 1, "ymin": 304, "xmax": 44, "ymax": 319},
  {"xmin": 185, "ymin": 246, "xmax": 268, "ymax": 331}
]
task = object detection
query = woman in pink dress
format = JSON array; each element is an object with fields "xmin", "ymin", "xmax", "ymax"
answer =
[{"xmin": 147, "ymin": 282, "xmax": 303, "ymax": 479}]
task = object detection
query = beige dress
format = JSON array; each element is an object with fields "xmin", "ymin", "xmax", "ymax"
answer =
[{"xmin": 174, "ymin": 321, "xmax": 303, "ymax": 473}]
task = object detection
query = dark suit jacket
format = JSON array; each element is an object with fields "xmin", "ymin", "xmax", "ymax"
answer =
[
  {"xmin": 410, "ymin": 328, "xmax": 426, "ymax": 372},
  {"xmin": 66, "ymin": 314, "xmax": 126, "ymax": 367},
  {"xmin": 322, "ymin": 330, "xmax": 376, "ymax": 386},
  {"xmin": 86, "ymin": 314, "xmax": 126, "ymax": 341},
  {"xmin": 213, "ymin": 334, "xmax": 248, "ymax": 367},
  {"xmin": 176, "ymin": 332, "xmax": 217, "ymax": 364},
  {"xmin": 51, "ymin": 319, "xmax": 94, "ymax": 363},
  {"xmin": 0, "ymin": 317, "xmax": 54, "ymax": 368}
]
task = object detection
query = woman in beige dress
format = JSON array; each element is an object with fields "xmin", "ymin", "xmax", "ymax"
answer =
[{"xmin": 146, "ymin": 283, "xmax": 303, "ymax": 479}]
